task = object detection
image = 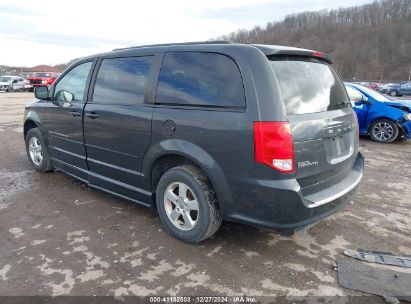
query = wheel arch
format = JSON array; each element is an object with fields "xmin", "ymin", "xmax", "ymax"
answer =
[
  {"xmin": 24, "ymin": 110, "xmax": 49, "ymax": 146},
  {"xmin": 24, "ymin": 111, "xmax": 41, "ymax": 139},
  {"xmin": 142, "ymin": 139, "xmax": 233, "ymax": 213}
]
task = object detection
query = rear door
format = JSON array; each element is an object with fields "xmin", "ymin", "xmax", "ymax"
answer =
[
  {"xmin": 270, "ymin": 57, "xmax": 358, "ymax": 195},
  {"xmin": 83, "ymin": 54, "xmax": 159, "ymax": 201}
]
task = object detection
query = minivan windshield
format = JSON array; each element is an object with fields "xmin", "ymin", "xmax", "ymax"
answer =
[{"xmin": 270, "ymin": 57, "xmax": 349, "ymax": 115}]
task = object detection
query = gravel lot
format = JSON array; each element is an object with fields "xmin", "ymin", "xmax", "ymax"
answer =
[{"xmin": 0, "ymin": 92, "xmax": 410, "ymax": 300}]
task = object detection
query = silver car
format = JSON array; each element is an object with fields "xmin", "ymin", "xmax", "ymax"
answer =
[{"xmin": 0, "ymin": 75, "xmax": 30, "ymax": 92}]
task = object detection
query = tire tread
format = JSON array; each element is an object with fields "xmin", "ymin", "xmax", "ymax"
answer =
[{"xmin": 156, "ymin": 165, "xmax": 222, "ymax": 243}]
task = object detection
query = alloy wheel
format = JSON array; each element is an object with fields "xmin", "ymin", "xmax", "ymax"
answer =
[
  {"xmin": 163, "ymin": 182, "xmax": 199, "ymax": 231},
  {"xmin": 29, "ymin": 136, "xmax": 43, "ymax": 166},
  {"xmin": 372, "ymin": 122, "xmax": 394, "ymax": 141}
]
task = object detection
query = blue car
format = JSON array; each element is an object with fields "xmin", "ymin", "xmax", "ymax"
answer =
[{"xmin": 345, "ymin": 83, "xmax": 411, "ymax": 143}]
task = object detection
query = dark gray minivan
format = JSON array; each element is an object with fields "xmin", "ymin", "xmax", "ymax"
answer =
[{"xmin": 24, "ymin": 42, "xmax": 364, "ymax": 243}]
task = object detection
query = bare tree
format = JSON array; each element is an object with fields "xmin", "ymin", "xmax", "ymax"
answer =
[{"xmin": 218, "ymin": 0, "xmax": 411, "ymax": 81}]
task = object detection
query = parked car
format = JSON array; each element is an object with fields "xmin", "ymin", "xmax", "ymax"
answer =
[
  {"xmin": 26, "ymin": 72, "xmax": 59, "ymax": 91},
  {"xmin": 378, "ymin": 83, "xmax": 399, "ymax": 95},
  {"xmin": 346, "ymin": 83, "xmax": 411, "ymax": 142},
  {"xmin": 378, "ymin": 82, "xmax": 411, "ymax": 96},
  {"xmin": 0, "ymin": 75, "xmax": 29, "ymax": 92},
  {"xmin": 24, "ymin": 42, "xmax": 364, "ymax": 243},
  {"xmin": 356, "ymin": 82, "xmax": 379, "ymax": 90}
]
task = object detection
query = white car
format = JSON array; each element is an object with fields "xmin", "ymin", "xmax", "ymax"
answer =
[{"xmin": 0, "ymin": 75, "xmax": 31, "ymax": 92}]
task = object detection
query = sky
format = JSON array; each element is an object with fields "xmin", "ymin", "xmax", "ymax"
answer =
[{"xmin": 0, "ymin": 0, "xmax": 373, "ymax": 67}]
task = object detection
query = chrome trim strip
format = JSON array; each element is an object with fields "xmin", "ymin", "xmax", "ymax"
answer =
[{"xmin": 305, "ymin": 167, "xmax": 363, "ymax": 208}]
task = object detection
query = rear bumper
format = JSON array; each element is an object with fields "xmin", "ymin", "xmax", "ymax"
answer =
[{"xmin": 223, "ymin": 152, "xmax": 364, "ymax": 233}]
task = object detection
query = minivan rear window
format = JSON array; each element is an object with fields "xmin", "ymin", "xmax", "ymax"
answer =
[
  {"xmin": 269, "ymin": 57, "xmax": 349, "ymax": 115},
  {"xmin": 156, "ymin": 52, "xmax": 246, "ymax": 108}
]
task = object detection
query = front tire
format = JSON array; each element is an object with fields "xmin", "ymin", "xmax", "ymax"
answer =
[
  {"xmin": 156, "ymin": 165, "xmax": 222, "ymax": 243},
  {"xmin": 389, "ymin": 90, "xmax": 398, "ymax": 97},
  {"xmin": 370, "ymin": 119, "xmax": 399, "ymax": 143},
  {"xmin": 25, "ymin": 128, "xmax": 54, "ymax": 172}
]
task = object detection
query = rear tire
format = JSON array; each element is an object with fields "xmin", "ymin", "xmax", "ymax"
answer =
[
  {"xmin": 156, "ymin": 165, "xmax": 222, "ymax": 243},
  {"xmin": 370, "ymin": 119, "xmax": 399, "ymax": 143},
  {"xmin": 25, "ymin": 128, "xmax": 54, "ymax": 172}
]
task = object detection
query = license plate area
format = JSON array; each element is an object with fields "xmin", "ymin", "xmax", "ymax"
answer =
[{"xmin": 324, "ymin": 132, "xmax": 354, "ymax": 164}]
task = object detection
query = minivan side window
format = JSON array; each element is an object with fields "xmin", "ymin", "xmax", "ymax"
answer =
[
  {"xmin": 92, "ymin": 56, "xmax": 153, "ymax": 105},
  {"xmin": 54, "ymin": 62, "xmax": 92, "ymax": 103},
  {"xmin": 156, "ymin": 52, "xmax": 246, "ymax": 108}
]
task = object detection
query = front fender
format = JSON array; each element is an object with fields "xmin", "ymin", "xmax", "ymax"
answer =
[
  {"xmin": 141, "ymin": 139, "xmax": 233, "ymax": 213},
  {"xmin": 366, "ymin": 102, "xmax": 407, "ymax": 131},
  {"xmin": 24, "ymin": 109, "xmax": 47, "ymax": 143},
  {"xmin": 25, "ymin": 110, "xmax": 42, "ymax": 126}
]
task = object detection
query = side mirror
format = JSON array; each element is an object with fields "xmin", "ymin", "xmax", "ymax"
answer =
[
  {"xmin": 55, "ymin": 90, "xmax": 74, "ymax": 103},
  {"xmin": 348, "ymin": 89, "xmax": 363, "ymax": 102},
  {"xmin": 34, "ymin": 86, "xmax": 49, "ymax": 100},
  {"xmin": 361, "ymin": 96, "xmax": 373, "ymax": 105}
]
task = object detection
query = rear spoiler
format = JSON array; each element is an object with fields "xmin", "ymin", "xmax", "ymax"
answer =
[
  {"xmin": 273, "ymin": 49, "xmax": 333, "ymax": 64},
  {"xmin": 252, "ymin": 44, "xmax": 333, "ymax": 64}
]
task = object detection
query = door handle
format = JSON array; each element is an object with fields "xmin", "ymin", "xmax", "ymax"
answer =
[
  {"xmin": 69, "ymin": 110, "xmax": 81, "ymax": 117},
  {"xmin": 85, "ymin": 112, "xmax": 99, "ymax": 119}
]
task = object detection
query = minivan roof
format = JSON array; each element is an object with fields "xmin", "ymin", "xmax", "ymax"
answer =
[{"xmin": 76, "ymin": 41, "xmax": 333, "ymax": 64}]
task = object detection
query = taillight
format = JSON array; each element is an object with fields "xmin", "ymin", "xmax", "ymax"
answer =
[
  {"xmin": 253, "ymin": 122, "xmax": 295, "ymax": 173},
  {"xmin": 311, "ymin": 51, "xmax": 333, "ymax": 63},
  {"xmin": 312, "ymin": 51, "xmax": 324, "ymax": 58}
]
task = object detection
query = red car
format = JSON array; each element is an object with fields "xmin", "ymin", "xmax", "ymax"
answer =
[
  {"xmin": 357, "ymin": 82, "xmax": 380, "ymax": 91},
  {"xmin": 26, "ymin": 72, "xmax": 59, "ymax": 91}
]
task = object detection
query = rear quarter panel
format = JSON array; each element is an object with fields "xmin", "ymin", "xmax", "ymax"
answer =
[{"xmin": 141, "ymin": 45, "xmax": 287, "ymax": 214}]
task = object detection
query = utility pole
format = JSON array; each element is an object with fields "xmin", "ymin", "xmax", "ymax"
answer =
[{"xmin": 408, "ymin": 66, "xmax": 411, "ymax": 81}]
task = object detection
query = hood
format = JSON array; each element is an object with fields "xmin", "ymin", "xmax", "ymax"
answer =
[
  {"xmin": 385, "ymin": 100, "xmax": 411, "ymax": 113},
  {"xmin": 0, "ymin": 81, "xmax": 11, "ymax": 85}
]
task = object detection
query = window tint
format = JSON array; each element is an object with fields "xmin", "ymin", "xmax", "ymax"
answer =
[
  {"xmin": 156, "ymin": 52, "xmax": 245, "ymax": 108},
  {"xmin": 54, "ymin": 62, "xmax": 92, "ymax": 103},
  {"xmin": 270, "ymin": 57, "xmax": 348, "ymax": 115},
  {"xmin": 92, "ymin": 56, "xmax": 153, "ymax": 105}
]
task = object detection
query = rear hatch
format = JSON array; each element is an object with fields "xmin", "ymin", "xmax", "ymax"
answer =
[{"xmin": 269, "ymin": 55, "xmax": 358, "ymax": 195}]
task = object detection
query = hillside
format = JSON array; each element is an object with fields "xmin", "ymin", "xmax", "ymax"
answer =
[{"xmin": 219, "ymin": 0, "xmax": 411, "ymax": 82}]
